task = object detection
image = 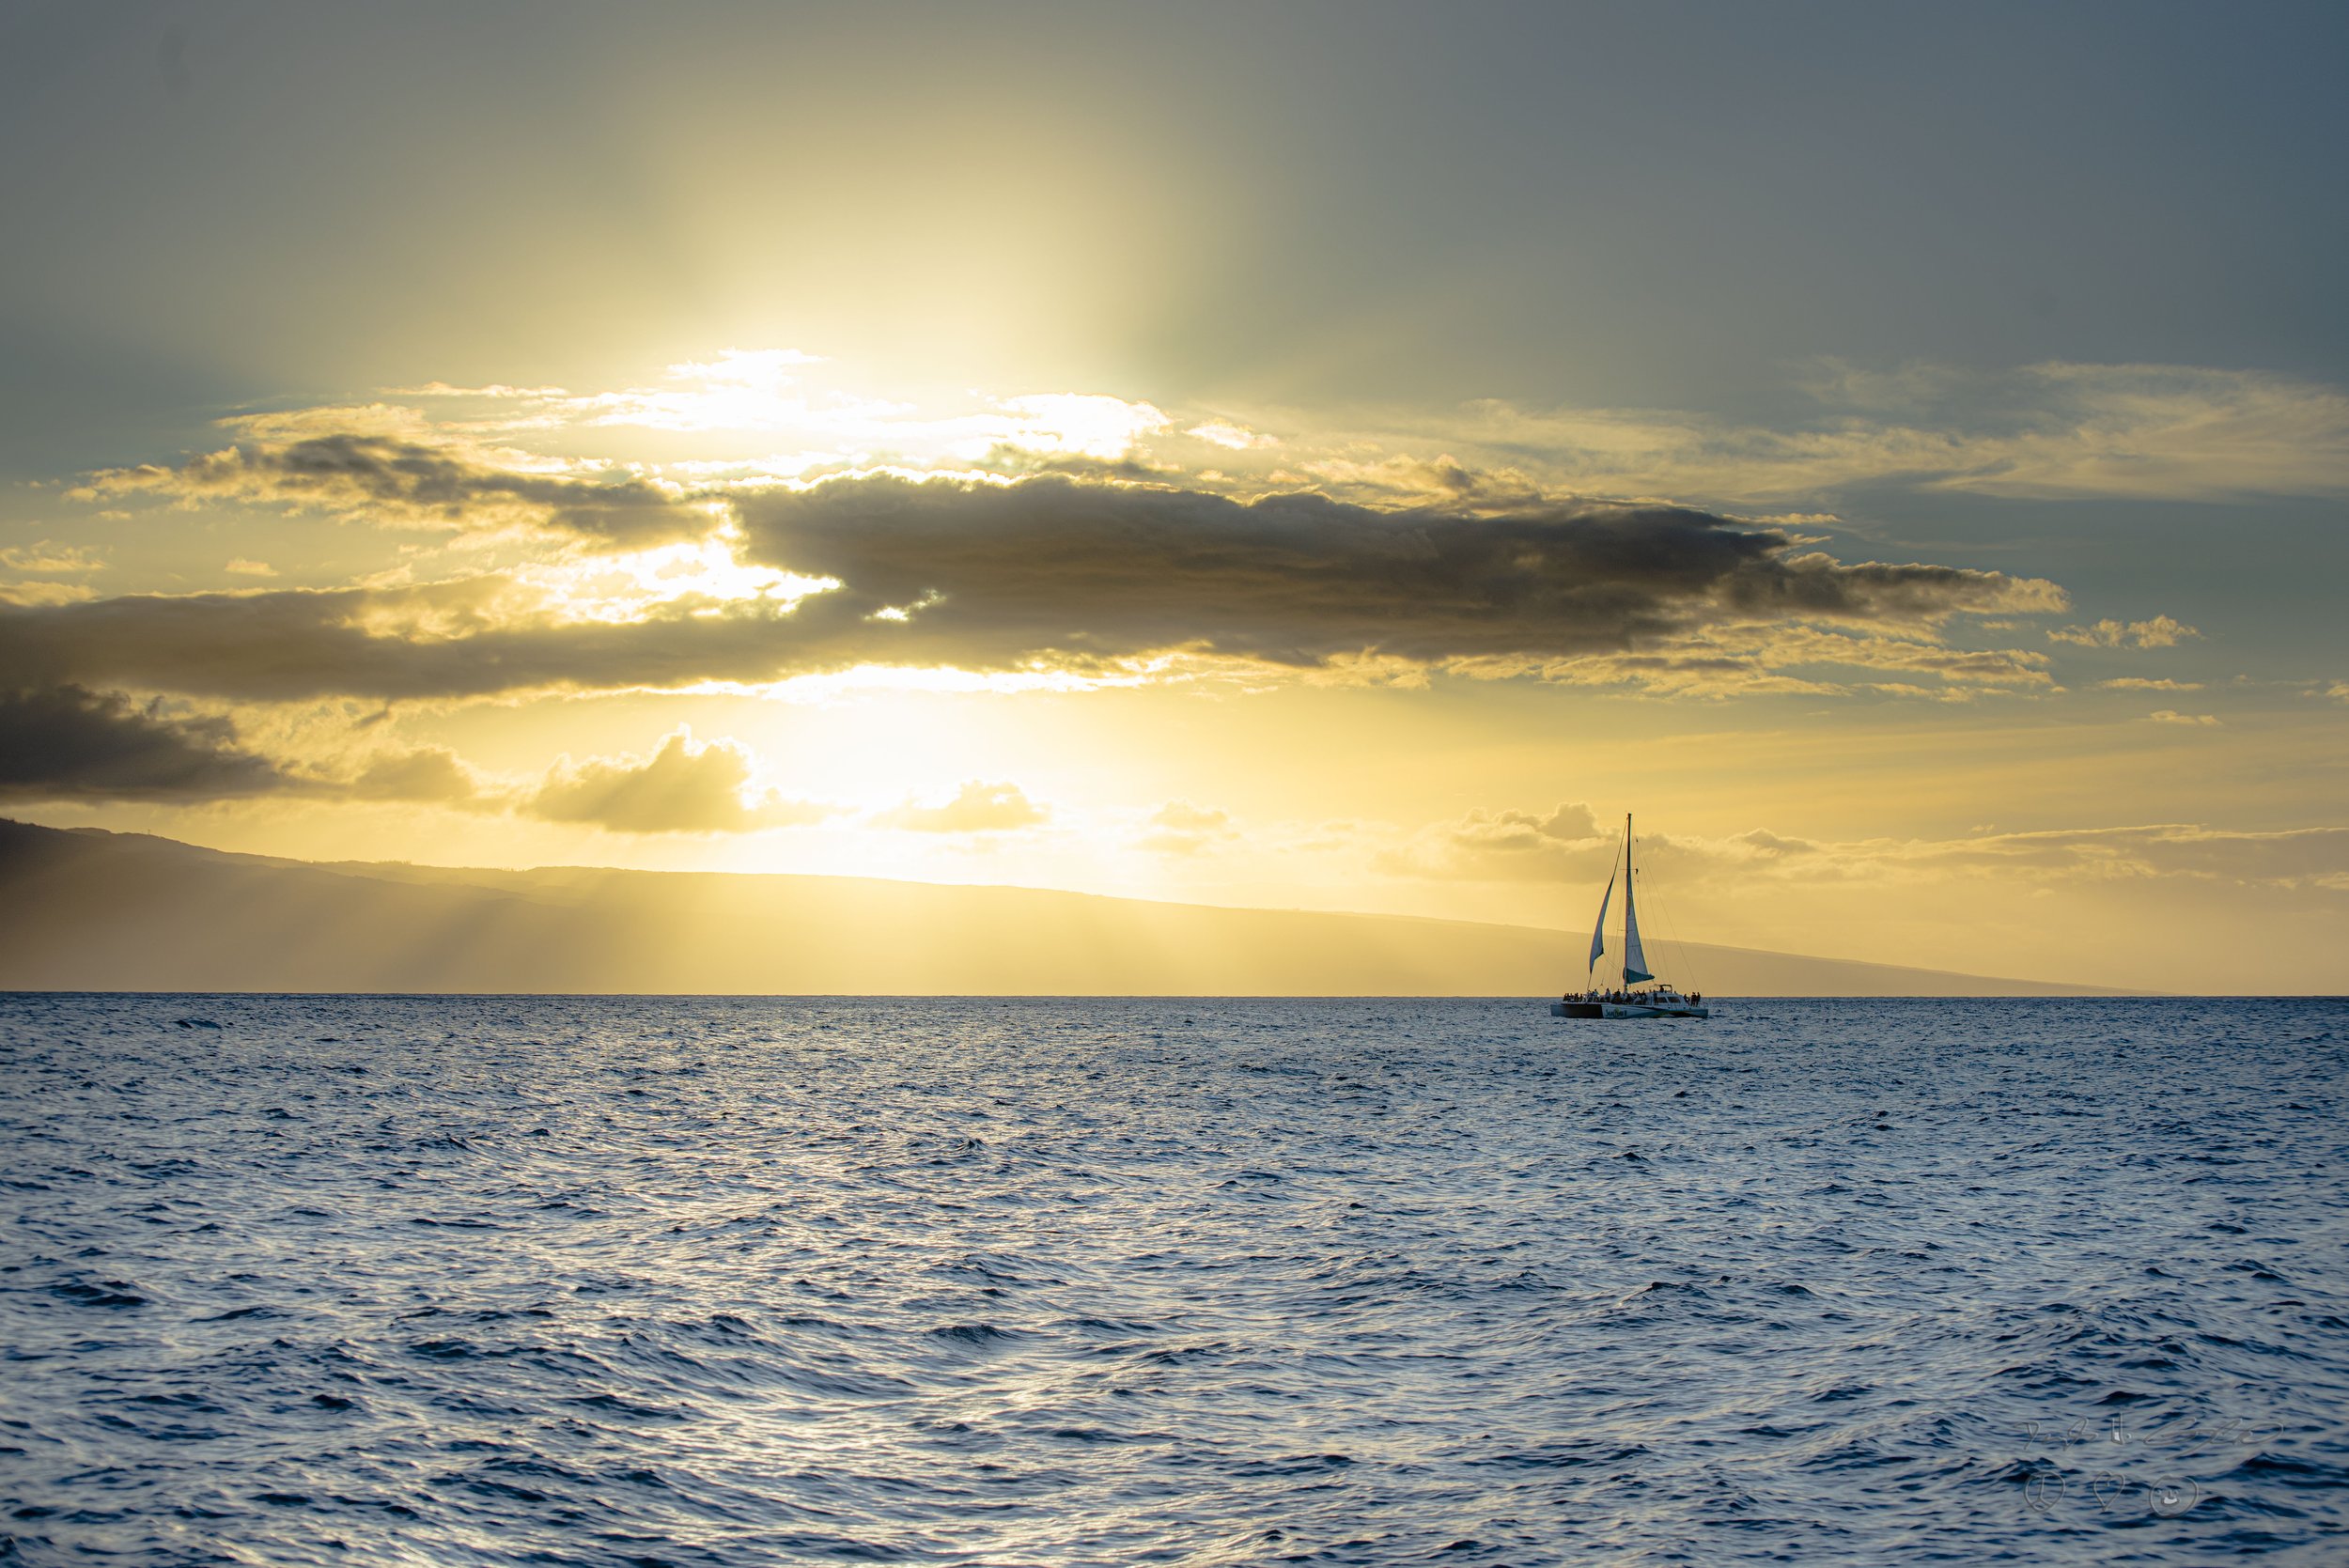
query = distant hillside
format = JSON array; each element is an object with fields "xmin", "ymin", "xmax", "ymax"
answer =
[{"xmin": 0, "ymin": 819, "xmax": 2124, "ymax": 996}]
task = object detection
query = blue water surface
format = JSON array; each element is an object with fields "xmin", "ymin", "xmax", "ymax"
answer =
[{"xmin": 2, "ymin": 995, "xmax": 2345, "ymax": 1565}]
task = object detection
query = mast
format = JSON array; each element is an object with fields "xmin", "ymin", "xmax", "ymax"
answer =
[
  {"xmin": 1587, "ymin": 827, "xmax": 1619, "ymax": 983},
  {"xmin": 1620, "ymin": 812, "xmax": 1654, "ymax": 985}
]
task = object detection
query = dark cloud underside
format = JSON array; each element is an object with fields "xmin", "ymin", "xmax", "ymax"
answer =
[
  {"xmin": 0, "ymin": 476, "xmax": 2058, "ymax": 701},
  {"xmin": 732, "ymin": 478, "xmax": 2055, "ymax": 664},
  {"xmin": 0, "ymin": 685, "xmax": 284, "ymax": 800}
]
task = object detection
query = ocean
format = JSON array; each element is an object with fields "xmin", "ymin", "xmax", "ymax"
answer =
[{"xmin": 2, "ymin": 995, "xmax": 2343, "ymax": 1565}]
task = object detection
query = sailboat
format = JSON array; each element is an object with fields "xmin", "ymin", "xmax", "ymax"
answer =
[{"xmin": 1551, "ymin": 814, "xmax": 1710, "ymax": 1019}]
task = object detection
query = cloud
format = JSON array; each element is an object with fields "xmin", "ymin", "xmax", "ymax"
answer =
[
  {"xmin": 376, "ymin": 349, "xmax": 2349, "ymax": 506},
  {"xmin": 0, "ymin": 580, "xmax": 101, "ymax": 608},
  {"xmin": 1386, "ymin": 808, "xmax": 2349, "ymax": 894},
  {"xmin": 2099, "ymin": 676, "xmax": 2202, "ymax": 691},
  {"xmin": 0, "ymin": 577, "xmax": 814, "ymax": 702},
  {"xmin": 1377, "ymin": 801, "xmax": 1615, "ymax": 881},
  {"xmin": 1138, "ymin": 800, "xmax": 1237, "ymax": 855},
  {"xmin": 0, "ymin": 690, "xmax": 816, "ymax": 825},
  {"xmin": 1487, "ymin": 623, "xmax": 2057, "ymax": 698},
  {"xmin": 1185, "ymin": 421, "xmax": 1279, "ymax": 451},
  {"xmin": 2147, "ymin": 709, "xmax": 2221, "ymax": 727},
  {"xmin": 225, "ymin": 559, "xmax": 278, "ymax": 578},
  {"xmin": 349, "ymin": 746, "xmax": 481, "ymax": 803},
  {"xmin": 0, "ymin": 475, "xmax": 2069, "ymax": 703},
  {"xmin": 1149, "ymin": 800, "xmax": 1233, "ymax": 831},
  {"xmin": 1283, "ymin": 363, "xmax": 2349, "ymax": 509},
  {"xmin": 728, "ymin": 474, "xmax": 2065, "ymax": 668},
  {"xmin": 401, "ymin": 354, "xmax": 1176, "ymax": 474},
  {"xmin": 0, "ymin": 684, "xmax": 285, "ymax": 801},
  {"xmin": 84, "ymin": 418, "xmax": 708, "ymax": 550},
  {"xmin": 990, "ymin": 395, "xmax": 1171, "ymax": 459},
  {"xmin": 1914, "ymin": 364, "xmax": 2349, "ymax": 501},
  {"xmin": 878, "ymin": 781, "xmax": 1049, "ymax": 832},
  {"xmin": 526, "ymin": 730, "xmax": 830, "ymax": 834},
  {"xmin": 1862, "ymin": 822, "xmax": 2349, "ymax": 890},
  {"xmin": 0, "ymin": 543, "xmax": 104, "ymax": 574},
  {"xmin": 2049, "ymin": 615, "xmax": 2200, "ymax": 649}
]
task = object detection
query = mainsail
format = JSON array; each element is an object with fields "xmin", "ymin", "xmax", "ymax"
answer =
[{"xmin": 1620, "ymin": 814, "xmax": 1653, "ymax": 984}]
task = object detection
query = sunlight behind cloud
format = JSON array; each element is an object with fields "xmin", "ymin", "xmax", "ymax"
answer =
[
  {"xmin": 984, "ymin": 395, "xmax": 1171, "ymax": 459},
  {"xmin": 728, "ymin": 661, "xmax": 1166, "ymax": 704},
  {"xmin": 406, "ymin": 354, "xmax": 1173, "ymax": 473},
  {"xmin": 510, "ymin": 525, "xmax": 838, "ymax": 625}
]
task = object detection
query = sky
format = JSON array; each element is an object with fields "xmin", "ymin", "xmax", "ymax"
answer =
[{"xmin": 3, "ymin": 0, "xmax": 2346, "ymax": 993}]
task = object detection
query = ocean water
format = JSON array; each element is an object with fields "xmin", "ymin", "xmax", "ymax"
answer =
[{"xmin": 2, "ymin": 996, "xmax": 2345, "ymax": 1567}]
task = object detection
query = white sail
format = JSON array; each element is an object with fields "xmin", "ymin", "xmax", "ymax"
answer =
[
  {"xmin": 1549, "ymin": 809, "xmax": 1709, "ymax": 1019},
  {"xmin": 1587, "ymin": 863, "xmax": 1615, "ymax": 973},
  {"xmin": 1621, "ymin": 815, "xmax": 1653, "ymax": 984}
]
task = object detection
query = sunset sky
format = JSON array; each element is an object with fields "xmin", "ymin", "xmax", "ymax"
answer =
[{"xmin": 4, "ymin": 1, "xmax": 2345, "ymax": 992}]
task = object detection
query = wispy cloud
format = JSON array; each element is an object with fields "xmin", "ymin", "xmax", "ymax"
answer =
[
  {"xmin": 0, "ymin": 543, "xmax": 105, "ymax": 574},
  {"xmin": 401, "ymin": 350, "xmax": 1174, "ymax": 468},
  {"xmin": 877, "ymin": 781, "xmax": 1049, "ymax": 833},
  {"xmin": 303, "ymin": 349, "xmax": 2349, "ymax": 512},
  {"xmin": 1268, "ymin": 363, "xmax": 2349, "ymax": 509},
  {"xmin": 81, "ymin": 411, "xmax": 711, "ymax": 551},
  {"xmin": 81, "ymin": 354, "xmax": 2349, "ymax": 560},
  {"xmin": 2048, "ymin": 615, "xmax": 2200, "ymax": 649},
  {"xmin": 1137, "ymin": 800, "xmax": 1238, "ymax": 855},
  {"xmin": 0, "ymin": 581, "xmax": 102, "ymax": 607},
  {"xmin": 1456, "ymin": 622, "xmax": 2060, "ymax": 699},
  {"xmin": 1386, "ymin": 808, "xmax": 2349, "ymax": 893}
]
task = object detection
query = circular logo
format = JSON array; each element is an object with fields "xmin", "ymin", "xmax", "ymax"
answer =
[{"xmin": 2148, "ymin": 1478, "xmax": 2201, "ymax": 1516}]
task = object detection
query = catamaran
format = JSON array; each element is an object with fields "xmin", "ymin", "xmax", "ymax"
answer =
[{"xmin": 1552, "ymin": 814, "xmax": 1710, "ymax": 1019}]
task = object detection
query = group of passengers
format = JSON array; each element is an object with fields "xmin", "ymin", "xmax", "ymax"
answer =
[{"xmin": 1568, "ymin": 986, "xmax": 1703, "ymax": 1005}]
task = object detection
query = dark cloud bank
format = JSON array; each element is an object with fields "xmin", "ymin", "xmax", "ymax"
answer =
[
  {"xmin": 1, "ymin": 475, "xmax": 2058, "ymax": 706},
  {"xmin": 0, "ymin": 685, "xmax": 282, "ymax": 801}
]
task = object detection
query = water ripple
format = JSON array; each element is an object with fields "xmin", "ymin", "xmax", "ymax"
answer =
[{"xmin": 1, "ymin": 994, "xmax": 2344, "ymax": 1564}]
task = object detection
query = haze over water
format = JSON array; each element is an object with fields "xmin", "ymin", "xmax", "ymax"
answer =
[{"xmin": 4, "ymin": 994, "xmax": 2344, "ymax": 1565}]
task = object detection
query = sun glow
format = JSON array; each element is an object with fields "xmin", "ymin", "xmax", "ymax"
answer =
[
  {"xmin": 976, "ymin": 394, "xmax": 1172, "ymax": 459},
  {"xmin": 412, "ymin": 352, "xmax": 1178, "ymax": 476},
  {"xmin": 513, "ymin": 526, "xmax": 838, "ymax": 624},
  {"xmin": 691, "ymin": 661, "xmax": 1166, "ymax": 704}
]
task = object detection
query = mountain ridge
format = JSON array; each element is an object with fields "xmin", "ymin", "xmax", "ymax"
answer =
[{"xmin": 0, "ymin": 818, "xmax": 2138, "ymax": 996}]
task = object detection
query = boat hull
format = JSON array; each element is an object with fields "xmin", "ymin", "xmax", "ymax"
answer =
[{"xmin": 1550, "ymin": 1001, "xmax": 1710, "ymax": 1019}]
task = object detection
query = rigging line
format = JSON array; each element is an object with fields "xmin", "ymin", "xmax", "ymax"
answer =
[
  {"xmin": 1645, "ymin": 853, "xmax": 1702, "ymax": 996},
  {"xmin": 1624, "ymin": 828, "xmax": 1687, "ymax": 993}
]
